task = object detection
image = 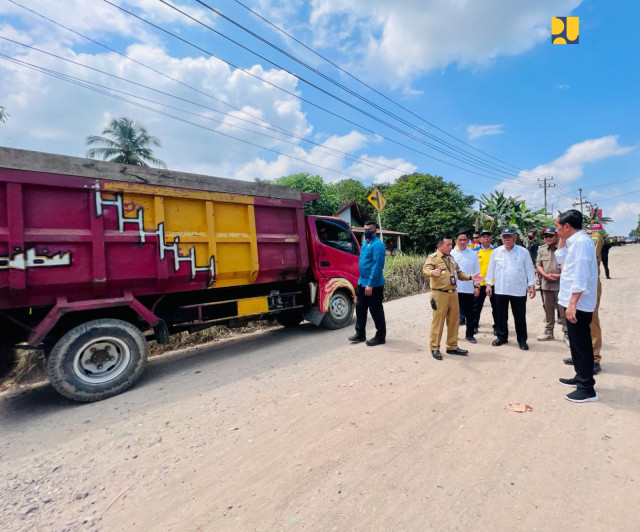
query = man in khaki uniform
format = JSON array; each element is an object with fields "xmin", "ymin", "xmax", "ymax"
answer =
[
  {"xmin": 423, "ymin": 235, "xmax": 483, "ymax": 360},
  {"xmin": 564, "ymin": 230, "xmax": 603, "ymax": 374},
  {"xmin": 536, "ymin": 227, "xmax": 568, "ymax": 342}
]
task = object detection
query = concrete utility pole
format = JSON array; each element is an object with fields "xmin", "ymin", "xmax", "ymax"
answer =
[
  {"xmin": 573, "ymin": 188, "xmax": 589, "ymax": 215},
  {"xmin": 538, "ymin": 176, "xmax": 555, "ymax": 214}
]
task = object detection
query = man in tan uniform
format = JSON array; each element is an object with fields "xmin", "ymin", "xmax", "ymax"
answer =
[
  {"xmin": 536, "ymin": 227, "xmax": 568, "ymax": 342},
  {"xmin": 564, "ymin": 230, "xmax": 603, "ymax": 374},
  {"xmin": 423, "ymin": 235, "xmax": 483, "ymax": 360}
]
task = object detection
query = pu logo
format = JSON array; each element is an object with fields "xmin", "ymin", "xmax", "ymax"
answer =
[{"xmin": 552, "ymin": 17, "xmax": 579, "ymax": 44}]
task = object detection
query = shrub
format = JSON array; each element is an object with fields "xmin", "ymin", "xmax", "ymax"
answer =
[{"xmin": 383, "ymin": 253, "xmax": 429, "ymax": 301}]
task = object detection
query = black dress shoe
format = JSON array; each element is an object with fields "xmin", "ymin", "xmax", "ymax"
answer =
[
  {"xmin": 593, "ymin": 363, "xmax": 602, "ymax": 375},
  {"xmin": 518, "ymin": 342, "xmax": 529, "ymax": 351},
  {"xmin": 563, "ymin": 357, "xmax": 574, "ymax": 365},
  {"xmin": 465, "ymin": 336, "xmax": 477, "ymax": 344},
  {"xmin": 366, "ymin": 337, "xmax": 385, "ymax": 346},
  {"xmin": 446, "ymin": 347, "xmax": 468, "ymax": 355},
  {"xmin": 431, "ymin": 349, "xmax": 443, "ymax": 360},
  {"xmin": 348, "ymin": 335, "xmax": 366, "ymax": 343},
  {"xmin": 492, "ymin": 339, "xmax": 507, "ymax": 346}
]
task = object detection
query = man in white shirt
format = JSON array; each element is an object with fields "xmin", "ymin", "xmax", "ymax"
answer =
[
  {"xmin": 451, "ymin": 229, "xmax": 481, "ymax": 343},
  {"xmin": 555, "ymin": 209, "xmax": 599, "ymax": 403},
  {"xmin": 485, "ymin": 227, "xmax": 536, "ymax": 350}
]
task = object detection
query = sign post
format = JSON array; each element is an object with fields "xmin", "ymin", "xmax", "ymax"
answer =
[{"xmin": 367, "ymin": 188, "xmax": 387, "ymax": 241}]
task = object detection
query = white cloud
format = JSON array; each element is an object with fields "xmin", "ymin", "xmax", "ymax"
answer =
[
  {"xmin": 497, "ymin": 136, "xmax": 635, "ymax": 212},
  {"xmin": 467, "ymin": 124, "xmax": 504, "ymax": 140},
  {"xmin": 299, "ymin": 0, "xmax": 583, "ymax": 88}
]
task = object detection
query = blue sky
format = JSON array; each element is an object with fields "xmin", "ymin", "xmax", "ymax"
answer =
[{"xmin": 1, "ymin": 0, "xmax": 638, "ymax": 234}]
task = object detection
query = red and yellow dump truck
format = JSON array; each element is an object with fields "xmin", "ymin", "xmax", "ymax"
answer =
[{"xmin": 0, "ymin": 147, "xmax": 361, "ymax": 401}]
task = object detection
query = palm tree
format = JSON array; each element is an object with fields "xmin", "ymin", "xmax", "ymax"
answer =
[
  {"xmin": 471, "ymin": 190, "xmax": 551, "ymax": 242},
  {"xmin": 0, "ymin": 105, "xmax": 9, "ymax": 124},
  {"xmin": 86, "ymin": 117, "xmax": 167, "ymax": 168}
]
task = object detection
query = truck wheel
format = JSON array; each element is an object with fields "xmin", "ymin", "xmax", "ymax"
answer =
[
  {"xmin": 321, "ymin": 290, "xmax": 354, "ymax": 330},
  {"xmin": 276, "ymin": 309, "xmax": 304, "ymax": 327},
  {"xmin": 47, "ymin": 319, "xmax": 148, "ymax": 402}
]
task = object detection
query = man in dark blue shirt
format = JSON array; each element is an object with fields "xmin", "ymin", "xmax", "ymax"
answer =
[{"xmin": 349, "ymin": 220, "xmax": 386, "ymax": 346}]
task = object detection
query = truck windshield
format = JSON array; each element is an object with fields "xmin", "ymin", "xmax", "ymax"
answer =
[{"xmin": 316, "ymin": 219, "xmax": 358, "ymax": 255}]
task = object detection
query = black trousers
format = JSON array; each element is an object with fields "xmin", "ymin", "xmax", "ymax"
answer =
[
  {"xmin": 458, "ymin": 292, "xmax": 475, "ymax": 337},
  {"xmin": 564, "ymin": 308, "xmax": 595, "ymax": 394},
  {"xmin": 494, "ymin": 294, "xmax": 527, "ymax": 343},
  {"xmin": 355, "ymin": 285, "xmax": 386, "ymax": 340},
  {"xmin": 474, "ymin": 285, "xmax": 497, "ymax": 330},
  {"xmin": 602, "ymin": 256, "xmax": 610, "ymax": 278}
]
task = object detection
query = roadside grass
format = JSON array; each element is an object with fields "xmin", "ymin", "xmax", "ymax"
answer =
[
  {"xmin": 384, "ymin": 253, "xmax": 429, "ymax": 301},
  {"xmin": 1, "ymin": 254, "xmax": 429, "ymax": 389}
]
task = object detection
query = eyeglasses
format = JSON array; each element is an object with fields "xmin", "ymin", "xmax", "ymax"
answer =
[{"xmin": 543, "ymin": 234, "xmax": 555, "ymax": 238}]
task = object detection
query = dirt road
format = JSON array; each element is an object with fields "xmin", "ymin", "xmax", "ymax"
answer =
[{"xmin": 2, "ymin": 245, "xmax": 639, "ymax": 531}]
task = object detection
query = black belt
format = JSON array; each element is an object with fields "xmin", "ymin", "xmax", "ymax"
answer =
[{"xmin": 433, "ymin": 288, "xmax": 456, "ymax": 293}]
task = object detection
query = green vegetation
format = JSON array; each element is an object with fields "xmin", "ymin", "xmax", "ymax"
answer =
[
  {"xmin": 383, "ymin": 173, "xmax": 474, "ymax": 252},
  {"xmin": 0, "ymin": 105, "xmax": 9, "ymax": 124},
  {"xmin": 271, "ymin": 172, "xmax": 341, "ymax": 215},
  {"xmin": 86, "ymin": 117, "xmax": 167, "ymax": 168},
  {"xmin": 471, "ymin": 191, "xmax": 552, "ymax": 241},
  {"xmin": 383, "ymin": 253, "xmax": 429, "ymax": 301}
]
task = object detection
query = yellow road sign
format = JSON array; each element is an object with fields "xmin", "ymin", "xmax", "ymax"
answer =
[{"xmin": 367, "ymin": 188, "xmax": 386, "ymax": 212}]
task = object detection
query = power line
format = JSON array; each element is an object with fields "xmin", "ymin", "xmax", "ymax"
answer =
[
  {"xmin": 230, "ymin": 0, "xmax": 548, "ymax": 180},
  {"xmin": 99, "ymin": 0, "xmax": 539, "ymax": 185},
  {"xmin": 0, "ymin": 53, "xmax": 411, "ymax": 179},
  {"xmin": 152, "ymin": 0, "xmax": 537, "ymax": 182},
  {"xmin": 190, "ymin": 0, "xmax": 539, "ymax": 180}
]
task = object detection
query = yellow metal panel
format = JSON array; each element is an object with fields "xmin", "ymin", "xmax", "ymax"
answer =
[
  {"xmin": 102, "ymin": 181, "xmax": 260, "ymax": 287},
  {"xmin": 237, "ymin": 297, "xmax": 269, "ymax": 316}
]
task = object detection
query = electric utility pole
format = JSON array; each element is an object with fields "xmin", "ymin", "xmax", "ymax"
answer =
[
  {"xmin": 573, "ymin": 188, "xmax": 589, "ymax": 215},
  {"xmin": 538, "ymin": 176, "xmax": 555, "ymax": 214}
]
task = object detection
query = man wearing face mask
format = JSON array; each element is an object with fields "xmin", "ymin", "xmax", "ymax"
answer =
[{"xmin": 349, "ymin": 221, "xmax": 386, "ymax": 346}]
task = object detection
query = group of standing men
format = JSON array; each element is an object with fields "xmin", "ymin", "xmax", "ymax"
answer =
[
  {"xmin": 349, "ymin": 210, "xmax": 602, "ymax": 403},
  {"xmin": 421, "ymin": 210, "xmax": 601, "ymax": 403}
]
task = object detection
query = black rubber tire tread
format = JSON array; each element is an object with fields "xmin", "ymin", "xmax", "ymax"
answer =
[
  {"xmin": 276, "ymin": 309, "xmax": 304, "ymax": 327},
  {"xmin": 321, "ymin": 289, "xmax": 354, "ymax": 330},
  {"xmin": 47, "ymin": 319, "xmax": 148, "ymax": 402}
]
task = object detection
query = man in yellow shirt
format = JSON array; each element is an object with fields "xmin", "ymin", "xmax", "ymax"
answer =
[{"xmin": 472, "ymin": 230, "xmax": 497, "ymax": 335}]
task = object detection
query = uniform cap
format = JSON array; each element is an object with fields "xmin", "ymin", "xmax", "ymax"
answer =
[
  {"xmin": 479, "ymin": 229, "xmax": 492, "ymax": 236},
  {"xmin": 501, "ymin": 227, "xmax": 517, "ymax": 236},
  {"xmin": 542, "ymin": 227, "xmax": 557, "ymax": 235}
]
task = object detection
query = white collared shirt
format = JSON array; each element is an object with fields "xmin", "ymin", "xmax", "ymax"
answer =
[
  {"xmin": 451, "ymin": 247, "xmax": 480, "ymax": 294},
  {"xmin": 555, "ymin": 230, "xmax": 598, "ymax": 311},
  {"xmin": 485, "ymin": 244, "xmax": 536, "ymax": 296}
]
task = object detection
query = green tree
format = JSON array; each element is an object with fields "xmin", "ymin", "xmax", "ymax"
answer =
[
  {"xmin": 630, "ymin": 214, "xmax": 640, "ymax": 237},
  {"xmin": 472, "ymin": 191, "xmax": 550, "ymax": 242},
  {"xmin": 0, "ymin": 105, "xmax": 9, "ymax": 124},
  {"xmin": 382, "ymin": 173, "xmax": 474, "ymax": 253},
  {"xmin": 86, "ymin": 117, "xmax": 167, "ymax": 168},
  {"xmin": 271, "ymin": 172, "xmax": 340, "ymax": 216},
  {"xmin": 328, "ymin": 178, "xmax": 376, "ymax": 218}
]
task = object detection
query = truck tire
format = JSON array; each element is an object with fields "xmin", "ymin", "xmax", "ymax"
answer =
[
  {"xmin": 47, "ymin": 319, "xmax": 148, "ymax": 402},
  {"xmin": 321, "ymin": 290, "xmax": 354, "ymax": 330},
  {"xmin": 276, "ymin": 309, "xmax": 304, "ymax": 327}
]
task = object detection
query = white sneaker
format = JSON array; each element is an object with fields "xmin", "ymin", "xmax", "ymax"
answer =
[{"xmin": 536, "ymin": 333, "xmax": 554, "ymax": 341}]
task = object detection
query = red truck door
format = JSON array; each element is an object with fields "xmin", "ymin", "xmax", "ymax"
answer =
[{"xmin": 309, "ymin": 217, "xmax": 360, "ymax": 286}]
